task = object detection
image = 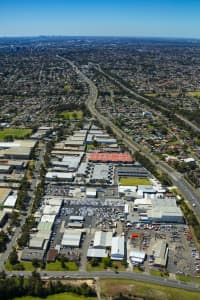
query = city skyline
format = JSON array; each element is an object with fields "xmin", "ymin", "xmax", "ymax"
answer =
[{"xmin": 0, "ymin": 0, "xmax": 200, "ymax": 38}]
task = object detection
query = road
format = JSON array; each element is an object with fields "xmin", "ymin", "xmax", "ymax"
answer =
[
  {"xmin": 0, "ymin": 143, "xmax": 46, "ymax": 271},
  {"xmin": 58, "ymin": 56, "xmax": 200, "ymax": 219},
  {"xmin": 7, "ymin": 270, "xmax": 200, "ymax": 292}
]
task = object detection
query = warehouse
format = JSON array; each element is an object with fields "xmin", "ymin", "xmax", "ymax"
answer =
[
  {"xmin": 111, "ymin": 236, "xmax": 125, "ymax": 261},
  {"xmin": 4, "ymin": 147, "xmax": 33, "ymax": 160},
  {"xmin": 21, "ymin": 249, "xmax": 46, "ymax": 261},
  {"xmin": 69, "ymin": 216, "xmax": 84, "ymax": 222},
  {"xmin": 29, "ymin": 236, "xmax": 46, "ymax": 250},
  {"xmin": 44, "ymin": 197, "xmax": 63, "ymax": 207},
  {"xmin": 46, "ymin": 172, "xmax": 74, "ymax": 182},
  {"xmin": 90, "ymin": 164, "xmax": 110, "ymax": 183},
  {"xmin": 151, "ymin": 240, "xmax": 168, "ymax": 267},
  {"xmin": 148, "ymin": 198, "xmax": 184, "ymax": 223},
  {"xmin": 86, "ymin": 187, "xmax": 97, "ymax": 198},
  {"xmin": 129, "ymin": 249, "xmax": 146, "ymax": 265},
  {"xmin": 87, "ymin": 248, "xmax": 107, "ymax": 259},
  {"xmin": 89, "ymin": 152, "xmax": 133, "ymax": 163},
  {"xmin": 61, "ymin": 230, "xmax": 82, "ymax": 248},
  {"xmin": 3, "ymin": 191, "xmax": 17, "ymax": 207},
  {"xmin": 42, "ymin": 205, "xmax": 61, "ymax": 216},
  {"xmin": 93, "ymin": 231, "xmax": 112, "ymax": 249},
  {"xmin": 68, "ymin": 221, "xmax": 83, "ymax": 228},
  {"xmin": 137, "ymin": 185, "xmax": 157, "ymax": 198}
]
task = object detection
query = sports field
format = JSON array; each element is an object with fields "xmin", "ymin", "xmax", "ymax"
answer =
[
  {"xmin": 60, "ymin": 111, "xmax": 83, "ymax": 120},
  {"xmin": 0, "ymin": 128, "xmax": 32, "ymax": 141}
]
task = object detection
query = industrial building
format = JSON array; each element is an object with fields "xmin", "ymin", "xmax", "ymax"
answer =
[
  {"xmin": 90, "ymin": 164, "xmax": 110, "ymax": 184},
  {"xmin": 88, "ymin": 152, "xmax": 133, "ymax": 163},
  {"xmin": 111, "ymin": 236, "xmax": 125, "ymax": 260},
  {"xmin": 46, "ymin": 172, "xmax": 74, "ymax": 182},
  {"xmin": 151, "ymin": 240, "xmax": 169, "ymax": 267},
  {"xmin": 129, "ymin": 249, "xmax": 146, "ymax": 265},
  {"xmin": 93, "ymin": 231, "xmax": 112, "ymax": 249},
  {"xmin": 134, "ymin": 197, "xmax": 184, "ymax": 223},
  {"xmin": 61, "ymin": 230, "xmax": 83, "ymax": 248},
  {"xmin": 87, "ymin": 248, "xmax": 107, "ymax": 259},
  {"xmin": 86, "ymin": 187, "xmax": 97, "ymax": 198}
]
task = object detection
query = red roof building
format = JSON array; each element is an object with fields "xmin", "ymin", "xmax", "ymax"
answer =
[{"xmin": 88, "ymin": 152, "xmax": 133, "ymax": 163}]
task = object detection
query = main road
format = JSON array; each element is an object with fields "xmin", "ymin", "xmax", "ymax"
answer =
[
  {"xmin": 58, "ymin": 55, "xmax": 200, "ymax": 220},
  {"xmin": 8, "ymin": 270, "xmax": 200, "ymax": 292}
]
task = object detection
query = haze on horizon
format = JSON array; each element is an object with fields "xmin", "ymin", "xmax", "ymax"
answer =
[{"xmin": 0, "ymin": 0, "xmax": 200, "ymax": 39}]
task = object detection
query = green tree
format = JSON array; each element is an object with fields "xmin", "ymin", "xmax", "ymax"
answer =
[{"xmin": 9, "ymin": 248, "xmax": 18, "ymax": 265}]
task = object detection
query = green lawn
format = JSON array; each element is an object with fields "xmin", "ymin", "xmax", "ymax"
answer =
[
  {"xmin": 0, "ymin": 128, "xmax": 32, "ymax": 141},
  {"xmin": 176, "ymin": 275, "xmax": 192, "ymax": 282},
  {"xmin": 145, "ymin": 93, "xmax": 158, "ymax": 97},
  {"xmin": 150, "ymin": 269, "xmax": 169, "ymax": 278},
  {"xmin": 60, "ymin": 111, "xmax": 83, "ymax": 120},
  {"xmin": 187, "ymin": 91, "xmax": 200, "ymax": 97},
  {"xmin": 119, "ymin": 177, "xmax": 151, "ymax": 186},
  {"xmin": 86, "ymin": 261, "xmax": 106, "ymax": 272},
  {"xmin": 6, "ymin": 261, "xmax": 35, "ymax": 271},
  {"xmin": 87, "ymin": 261, "xmax": 126, "ymax": 272},
  {"xmin": 100, "ymin": 278, "xmax": 200, "ymax": 300},
  {"xmin": 46, "ymin": 261, "xmax": 78, "ymax": 271},
  {"xmin": 15, "ymin": 293, "xmax": 96, "ymax": 300}
]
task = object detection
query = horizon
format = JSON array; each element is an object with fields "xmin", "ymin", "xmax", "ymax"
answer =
[{"xmin": 1, "ymin": 0, "xmax": 200, "ymax": 38}]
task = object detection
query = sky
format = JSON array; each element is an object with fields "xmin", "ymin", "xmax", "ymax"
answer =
[{"xmin": 0, "ymin": 0, "xmax": 200, "ymax": 38}]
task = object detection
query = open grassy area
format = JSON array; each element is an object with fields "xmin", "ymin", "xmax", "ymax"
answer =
[
  {"xmin": 60, "ymin": 111, "xmax": 83, "ymax": 120},
  {"xmin": 87, "ymin": 260, "xmax": 126, "ymax": 272},
  {"xmin": 6, "ymin": 261, "xmax": 35, "ymax": 271},
  {"xmin": 15, "ymin": 293, "xmax": 96, "ymax": 300},
  {"xmin": 176, "ymin": 274, "xmax": 192, "ymax": 282},
  {"xmin": 119, "ymin": 177, "xmax": 151, "ymax": 186},
  {"xmin": 187, "ymin": 91, "xmax": 200, "ymax": 97},
  {"xmin": 150, "ymin": 269, "xmax": 169, "ymax": 278},
  {"xmin": 145, "ymin": 93, "xmax": 158, "ymax": 97},
  {"xmin": 46, "ymin": 261, "xmax": 78, "ymax": 271},
  {"xmin": 0, "ymin": 128, "xmax": 32, "ymax": 141},
  {"xmin": 100, "ymin": 278, "xmax": 200, "ymax": 300},
  {"xmin": 86, "ymin": 261, "xmax": 106, "ymax": 272}
]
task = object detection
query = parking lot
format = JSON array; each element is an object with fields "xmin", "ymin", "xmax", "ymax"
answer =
[{"xmin": 126, "ymin": 221, "xmax": 200, "ymax": 276}]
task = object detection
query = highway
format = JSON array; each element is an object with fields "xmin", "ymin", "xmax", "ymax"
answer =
[{"xmin": 58, "ymin": 56, "xmax": 200, "ymax": 220}]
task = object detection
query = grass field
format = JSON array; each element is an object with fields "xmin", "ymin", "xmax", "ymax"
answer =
[
  {"xmin": 186, "ymin": 91, "xmax": 200, "ymax": 97},
  {"xmin": 87, "ymin": 261, "xmax": 126, "ymax": 272},
  {"xmin": 60, "ymin": 111, "xmax": 83, "ymax": 120},
  {"xmin": 0, "ymin": 128, "xmax": 32, "ymax": 141},
  {"xmin": 6, "ymin": 261, "xmax": 35, "ymax": 271},
  {"xmin": 15, "ymin": 293, "xmax": 96, "ymax": 300},
  {"xmin": 145, "ymin": 93, "xmax": 158, "ymax": 97},
  {"xmin": 100, "ymin": 278, "xmax": 200, "ymax": 300},
  {"xmin": 176, "ymin": 274, "xmax": 192, "ymax": 282},
  {"xmin": 46, "ymin": 261, "xmax": 78, "ymax": 271},
  {"xmin": 119, "ymin": 177, "xmax": 151, "ymax": 186}
]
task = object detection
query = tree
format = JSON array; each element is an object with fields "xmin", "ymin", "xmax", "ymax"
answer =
[
  {"xmin": 32, "ymin": 258, "xmax": 40, "ymax": 269},
  {"xmin": 90, "ymin": 257, "xmax": 99, "ymax": 267},
  {"xmin": 9, "ymin": 248, "xmax": 18, "ymax": 265},
  {"xmin": 102, "ymin": 257, "xmax": 112, "ymax": 269}
]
